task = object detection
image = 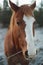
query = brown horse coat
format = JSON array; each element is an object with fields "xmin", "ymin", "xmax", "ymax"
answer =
[{"xmin": 4, "ymin": 0, "xmax": 36, "ymax": 65}]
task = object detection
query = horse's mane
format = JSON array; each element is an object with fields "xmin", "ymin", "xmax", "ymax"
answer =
[{"xmin": 9, "ymin": 12, "xmax": 15, "ymax": 30}]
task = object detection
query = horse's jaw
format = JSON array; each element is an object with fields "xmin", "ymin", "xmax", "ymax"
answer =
[{"xmin": 23, "ymin": 15, "xmax": 36, "ymax": 58}]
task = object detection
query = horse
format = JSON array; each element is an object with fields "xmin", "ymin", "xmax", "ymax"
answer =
[{"xmin": 4, "ymin": 0, "xmax": 36, "ymax": 65}]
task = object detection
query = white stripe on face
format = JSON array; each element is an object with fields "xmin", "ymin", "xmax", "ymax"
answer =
[
  {"xmin": 23, "ymin": 15, "xmax": 35, "ymax": 24},
  {"xmin": 23, "ymin": 15, "xmax": 36, "ymax": 56}
]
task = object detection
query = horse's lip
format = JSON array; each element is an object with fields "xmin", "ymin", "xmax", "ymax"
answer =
[
  {"xmin": 24, "ymin": 55, "xmax": 29, "ymax": 60},
  {"xmin": 25, "ymin": 57, "xmax": 29, "ymax": 60},
  {"xmin": 25, "ymin": 55, "xmax": 29, "ymax": 58}
]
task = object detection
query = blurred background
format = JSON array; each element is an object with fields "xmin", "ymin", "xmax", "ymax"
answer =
[
  {"xmin": 0, "ymin": 0, "xmax": 43, "ymax": 27},
  {"xmin": 0, "ymin": 0, "xmax": 43, "ymax": 65}
]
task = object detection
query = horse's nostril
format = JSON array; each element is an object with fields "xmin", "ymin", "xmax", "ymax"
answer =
[{"xmin": 25, "ymin": 51, "xmax": 28, "ymax": 58}]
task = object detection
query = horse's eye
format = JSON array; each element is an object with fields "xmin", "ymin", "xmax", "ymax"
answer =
[{"xmin": 17, "ymin": 22, "xmax": 20, "ymax": 25}]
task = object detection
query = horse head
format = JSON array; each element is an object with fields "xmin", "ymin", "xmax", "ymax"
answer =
[{"xmin": 9, "ymin": 0, "xmax": 36, "ymax": 60}]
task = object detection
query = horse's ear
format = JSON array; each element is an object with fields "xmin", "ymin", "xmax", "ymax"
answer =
[
  {"xmin": 9, "ymin": 0, "xmax": 19, "ymax": 12},
  {"xmin": 30, "ymin": 1, "xmax": 36, "ymax": 10}
]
